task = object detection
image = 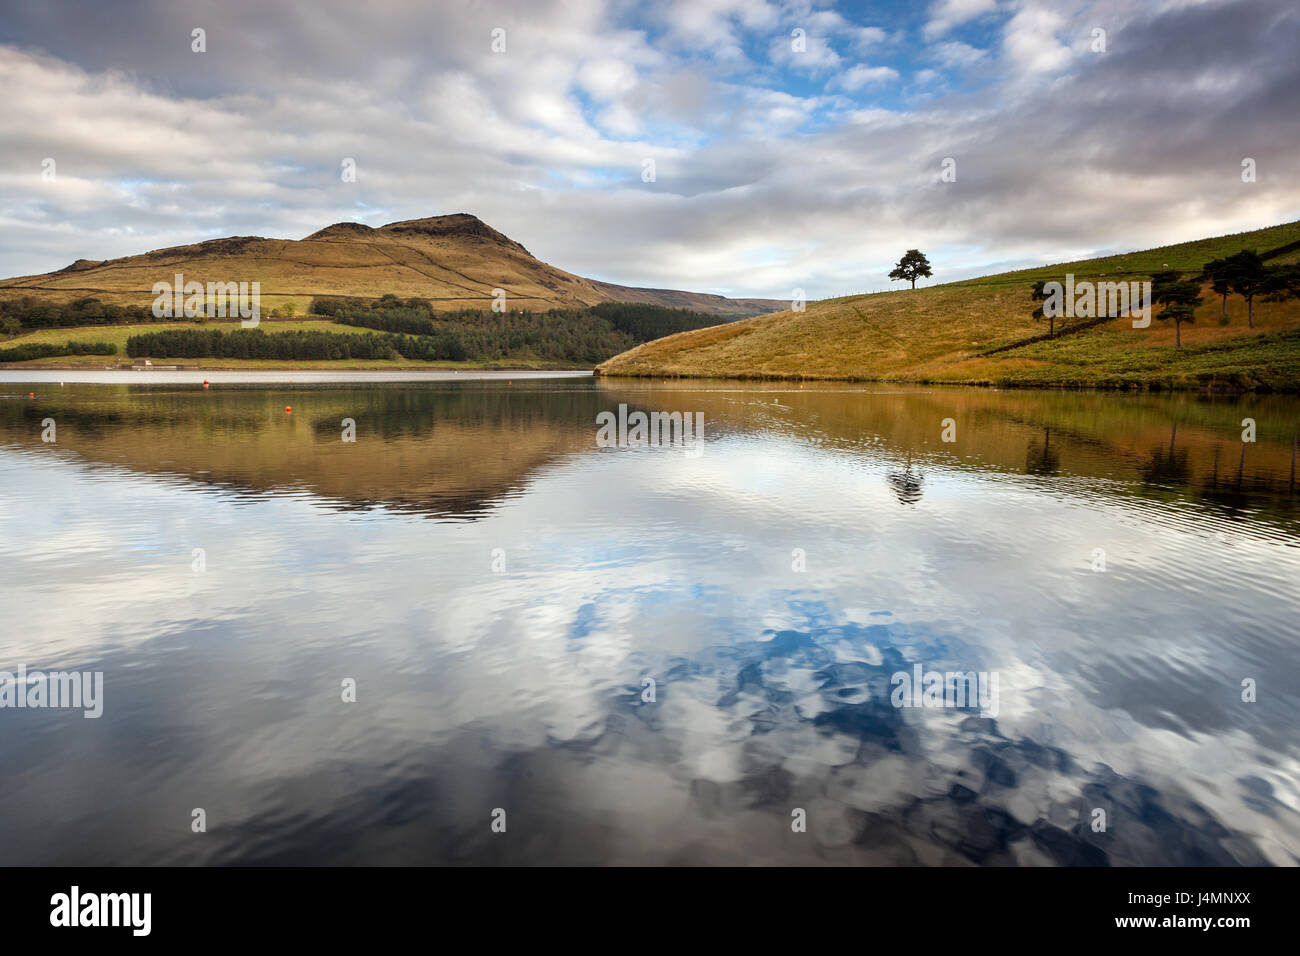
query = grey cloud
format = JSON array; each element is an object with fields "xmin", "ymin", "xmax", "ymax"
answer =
[{"xmin": 0, "ymin": 0, "xmax": 1297, "ymax": 298}]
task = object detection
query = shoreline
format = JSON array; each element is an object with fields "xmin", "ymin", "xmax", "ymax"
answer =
[
  {"xmin": 0, "ymin": 362, "xmax": 593, "ymax": 372},
  {"xmin": 591, "ymin": 369, "xmax": 1291, "ymax": 395},
  {"xmin": 0, "ymin": 368, "xmax": 594, "ymax": 384},
  {"xmin": 2, "ymin": 363, "xmax": 1283, "ymax": 393}
]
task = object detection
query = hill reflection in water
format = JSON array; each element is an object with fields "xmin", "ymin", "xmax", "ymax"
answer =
[{"xmin": 0, "ymin": 378, "xmax": 1296, "ymax": 864}]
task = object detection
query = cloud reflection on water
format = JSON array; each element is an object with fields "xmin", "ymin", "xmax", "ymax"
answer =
[{"xmin": 0, "ymin": 380, "xmax": 1296, "ymax": 864}]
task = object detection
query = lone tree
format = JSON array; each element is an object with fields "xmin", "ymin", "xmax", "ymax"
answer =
[
  {"xmin": 1153, "ymin": 271, "xmax": 1203, "ymax": 349},
  {"xmin": 889, "ymin": 249, "xmax": 932, "ymax": 289},
  {"xmin": 1030, "ymin": 279, "xmax": 1055, "ymax": 337}
]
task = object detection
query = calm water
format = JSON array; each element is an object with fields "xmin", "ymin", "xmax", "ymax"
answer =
[{"xmin": 1, "ymin": 373, "xmax": 1298, "ymax": 865}]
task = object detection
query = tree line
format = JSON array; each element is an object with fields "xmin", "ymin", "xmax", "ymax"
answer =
[
  {"xmin": 2, "ymin": 291, "xmax": 733, "ymax": 365},
  {"xmin": 1201, "ymin": 250, "xmax": 1297, "ymax": 329},
  {"xmin": 311, "ymin": 295, "xmax": 725, "ymax": 363},
  {"xmin": 1028, "ymin": 249, "xmax": 1300, "ymax": 348},
  {"xmin": 123, "ymin": 322, "xmax": 623, "ymax": 364},
  {"xmin": 0, "ymin": 339, "xmax": 117, "ymax": 362},
  {"xmin": 124, "ymin": 328, "xmax": 468, "ymax": 362},
  {"xmin": 1141, "ymin": 252, "xmax": 1298, "ymax": 348},
  {"xmin": 0, "ymin": 296, "xmax": 161, "ymax": 333}
]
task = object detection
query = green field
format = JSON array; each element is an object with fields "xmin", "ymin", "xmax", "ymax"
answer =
[
  {"xmin": 0, "ymin": 318, "xmax": 584, "ymax": 369},
  {"xmin": 6, "ymin": 318, "xmax": 363, "ymax": 351}
]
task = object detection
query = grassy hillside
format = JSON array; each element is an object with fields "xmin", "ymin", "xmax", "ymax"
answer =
[
  {"xmin": 0, "ymin": 213, "xmax": 779, "ymax": 318},
  {"xmin": 943, "ymin": 220, "xmax": 1300, "ymax": 289},
  {"xmin": 597, "ymin": 221, "xmax": 1300, "ymax": 391},
  {"xmin": 0, "ymin": 215, "xmax": 598, "ymax": 313},
  {"xmin": 585, "ymin": 279, "xmax": 787, "ymax": 317}
]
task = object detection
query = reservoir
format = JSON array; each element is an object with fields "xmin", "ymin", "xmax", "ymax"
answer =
[{"xmin": 0, "ymin": 373, "xmax": 1296, "ymax": 865}]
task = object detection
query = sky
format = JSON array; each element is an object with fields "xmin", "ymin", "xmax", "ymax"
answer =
[{"xmin": 1, "ymin": 0, "xmax": 1297, "ymax": 299}]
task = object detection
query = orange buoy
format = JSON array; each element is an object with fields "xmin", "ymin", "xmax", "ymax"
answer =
[
  {"xmin": 28, "ymin": 392, "xmax": 34, "ymax": 398},
  {"xmin": 285, "ymin": 405, "xmax": 292, "ymax": 413}
]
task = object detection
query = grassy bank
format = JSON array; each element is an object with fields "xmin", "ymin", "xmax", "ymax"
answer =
[{"xmin": 596, "ymin": 221, "xmax": 1300, "ymax": 391}]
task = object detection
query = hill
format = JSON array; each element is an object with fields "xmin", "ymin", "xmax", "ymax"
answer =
[
  {"xmin": 585, "ymin": 279, "xmax": 787, "ymax": 318},
  {"xmin": 0, "ymin": 213, "xmax": 783, "ymax": 319},
  {"xmin": 595, "ymin": 221, "xmax": 1300, "ymax": 391}
]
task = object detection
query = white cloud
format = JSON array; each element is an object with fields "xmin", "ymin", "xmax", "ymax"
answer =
[
  {"xmin": 769, "ymin": 30, "xmax": 842, "ymax": 73},
  {"xmin": 848, "ymin": 25, "xmax": 890, "ymax": 50},
  {"xmin": 0, "ymin": 0, "xmax": 1296, "ymax": 300},
  {"xmin": 834, "ymin": 65, "xmax": 901, "ymax": 92},
  {"xmin": 577, "ymin": 59, "xmax": 638, "ymax": 101},
  {"xmin": 1001, "ymin": 5, "xmax": 1074, "ymax": 74},
  {"xmin": 923, "ymin": 0, "xmax": 1000, "ymax": 40},
  {"xmin": 930, "ymin": 41, "xmax": 989, "ymax": 67},
  {"xmin": 660, "ymin": 0, "xmax": 781, "ymax": 60}
]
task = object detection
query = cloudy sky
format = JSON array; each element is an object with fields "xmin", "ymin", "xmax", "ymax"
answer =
[{"xmin": 1, "ymin": 0, "xmax": 1297, "ymax": 299}]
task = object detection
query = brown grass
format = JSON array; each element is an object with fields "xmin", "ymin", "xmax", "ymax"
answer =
[{"xmin": 598, "ymin": 221, "xmax": 1300, "ymax": 391}]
